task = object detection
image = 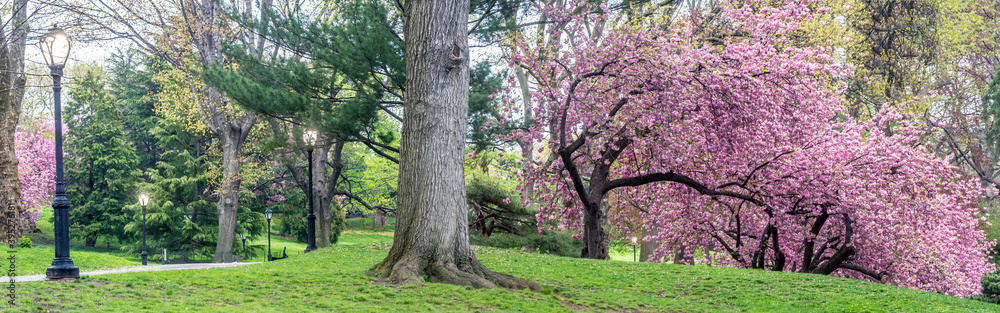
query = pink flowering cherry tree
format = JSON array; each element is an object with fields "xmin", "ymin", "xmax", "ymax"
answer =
[
  {"xmin": 512, "ymin": 0, "xmax": 994, "ymax": 296},
  {"xmin": 15, "ymin": 119, "xmax": 57, "ymax": 229}
]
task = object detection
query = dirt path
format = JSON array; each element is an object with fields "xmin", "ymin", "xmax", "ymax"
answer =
[{"xmin": 3, "ymin": 262, "xmax": 259, "ymax": 283}]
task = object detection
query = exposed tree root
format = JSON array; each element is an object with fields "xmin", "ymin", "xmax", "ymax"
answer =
[{"xmin": 375, "ymin": 250, "xmax": 539, "ymax": 291}]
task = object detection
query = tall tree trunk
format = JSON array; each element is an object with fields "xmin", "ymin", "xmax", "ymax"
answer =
[
  {"xmin": 312, "ymin": 144, "xmax": 332, "ymax": 248},
  {"xmin": 0, "ymin": 0, "xmax": 28, "ymax": 247},
  {"xmin": 373, "ymin": 0, "xmax": 536, "ymax": 290},
  {"xmin": 581, "ymin": 200, "xmax": 609, "ymax": 260},
  {"xmin": 186, "ymin": 0, "xmax": 258, "ymax": 263},
  {"xmin": 638, "ymin": 228, "xmax": 656, "ymax": 262},
  {"xmin": 213, "ymin": 129, "xmax": 243, "ymax": 262},
  {"xmin": 514, "ymin": 67, "xmax": 533, "ymax": 206}
]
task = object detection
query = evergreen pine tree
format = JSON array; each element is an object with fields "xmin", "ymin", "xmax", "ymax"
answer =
[{"xmin": 64, "ymin": 68, "xmax": 139, "ymax": 247}]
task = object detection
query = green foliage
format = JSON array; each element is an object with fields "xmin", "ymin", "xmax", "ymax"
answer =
[
  {"xmin": 343, "ymin": 217, "xmax": 395, "ymax": 232},
  {"xmin": 205, "ymin": 0, "xmax": 401, "ymax": 143},
  {"xmin": 104, "ymin": 49, "xmax": 267, "ymax": 260},
  {"xmin": 971, "ymin": 270, "xmax": 1000, "ymax": 304},
  {"xmin": 65, "ymin": 67, "xmax": 139, "ymax": 245},
  {"xmin": 4, "ymin": 244, "xmax": 998, "ymax": 312},
  {"xmin": 467, "ymin": 61, "xmax": 511, "ymax": 153},
  {"xmin": 465, "ymin": 172, "xmax": 582, "ymax": 258},
  {"xmin": 984, "ymin": 68, "xmax": 1000, "ymax": 159},
  {"xmin": 469, "ymin": 231, "xmax": 583, "ymax": 258},
  {"xmin": 17, "ymin": 237, "xmax": 30, "ymax": 248},
  {"xmin": 985, "ymin": 204, "xmax": 1000, "ymax": 265},
  {"xmin": 274, "ymin": 206, "xmax": 344, "ymax": 245},
  {"xmin": 466, "ymin": 175, "xmax": 534, "ymax": 237},
  {"xmin": 108, "ymin": 50, "xmax": 163, "ymax": 169},
  {"xmin": 341, "ymin": 143, "xmax": 398, "ymax": 216}
]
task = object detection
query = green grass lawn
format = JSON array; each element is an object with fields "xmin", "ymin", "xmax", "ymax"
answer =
[
  {"xmin": 339, "ymin": 232, "xmax": 394, "ymax": 245},
  {"xmin": 3, "ymin": 242, "xmax": 996, "ymax": 312},
  {"xmin": 0, "ymin": 246, "xmax": 140, "ymax": 276},
  {"xmin": 27, "ymin": 206, "xmax": 396, "ymax": 263},
  {"xmin": 246, "ymin": 235, "xmax": 307, "ymax": 261},
  {"xmin": 243, "ymin": 230, "xmax": 394, "ymax": 261}
]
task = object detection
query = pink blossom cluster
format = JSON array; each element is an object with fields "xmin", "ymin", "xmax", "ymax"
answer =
[
  {"xmin": 254, "ymin": 181, "xmax": 287, "ymax": 204},
  {"xmin": 511, "ymin": 0, "xmax": 994, "ymax": 296},
  {"xmin": 15, "ymin": 119, "xmax": 58, "ymax": 229}
]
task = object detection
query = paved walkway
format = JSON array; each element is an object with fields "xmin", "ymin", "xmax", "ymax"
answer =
[{"xmin": 2, "ymin": 262, "xmax": 259, "ymax": 282}]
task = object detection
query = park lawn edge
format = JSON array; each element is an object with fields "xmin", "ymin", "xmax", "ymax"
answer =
[{"xmin": 2, "ymin": 243, "xmax": 995, "ymax": 312}]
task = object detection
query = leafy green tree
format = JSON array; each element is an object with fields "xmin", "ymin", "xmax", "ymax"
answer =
[
  {"xmin": 108, "ymin": 51, "xmax": 163, "ymax": 170},
  {"xmin": 110, "ymin": 52, "xmax": 266, "ymax": 261},
  {"xmin": 983, "ymin": 68, "xmax": 1000, "ymax": 158},
  {"xmin": 202, "ymin": 0, "xmax": 406, "ymax": 249},
  {"xmin": 64, "ymin": 68, "xmax": 139, "ymax": 247}
]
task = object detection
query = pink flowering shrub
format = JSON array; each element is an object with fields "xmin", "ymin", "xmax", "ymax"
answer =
[
  {"xmin": 15, "ymin": 119, "xmax": 58, "ymax": 229},
  {"xmin": 512, "ymin": 0, "xmax": 994, "ymax": 296}
]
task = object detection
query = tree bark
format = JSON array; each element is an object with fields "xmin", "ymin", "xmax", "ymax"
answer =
[
  {"xmin": 373, "ymin": 0, "xmax": 537, "ymax": 291},
  {"xmin": 213, "ymin": 129, "xmax": 246, "ymax": 262},
  {"xmin": 312, "ymin": 143, "xmax": 333, "ymax": 248},
  {"xmin": 0, "ymin": 0, "xmax": 28, "ymax": 247},
  {"xmin": 638, "ymin": 228, "xmax": 656, "ymax": 262},
  {"xmin": 514, "ymin": 67, "xmax": 534, "ymax": 206},
  {"xmin": 183, "ymin": 0, "xmax": 259, "ymax": 263}
]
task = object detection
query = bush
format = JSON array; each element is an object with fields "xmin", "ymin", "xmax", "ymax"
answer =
[
  {"xmin": 972, "ymin": 270, "xmax": 1000, "ymax": 304},
  {"xmin": 470, "ymin": 230, "xmax": 583, "ymax": 258},
  {"xmin": 18, "ymin": 237, "xmax": 31, "ymax": 248},
  {"xmin": 466, "ymin": 176, "xmax": 535, "ymax": 237}
]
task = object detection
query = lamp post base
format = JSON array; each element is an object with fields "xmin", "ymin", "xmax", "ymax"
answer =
[
  {"xmin": 45, "ymin": 258, "xmax": 79, "ymax": 279},
  {"xmin": 304, "ymin": 246, "xmax": 317, "ymax": 253}
]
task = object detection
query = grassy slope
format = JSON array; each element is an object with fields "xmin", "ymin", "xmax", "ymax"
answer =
[
  {"xmin": 4, "ymin": 243, "xmax": 996, "ymax": 313},
  {"xmin": 244, "ymin": 231, "xmax": 394, "ymax": 260},
  {"xmin": 1, "ymin": 247, "xmax": 140, "ymax": 276},
  {"xmin": 27, "ymin": 208, "xmax": 390, "ymax": 262}
]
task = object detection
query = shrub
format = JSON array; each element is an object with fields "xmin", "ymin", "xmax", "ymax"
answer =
[
  {"xmin": 18, "ymin": 237, "xmax": 31, "ymax": 248},
  {"xmin": 972, "ymin": 270, "xmax": 1000, "ymax": 304},
  {"xmin": 470, "ymin": 230, "xmax": 583, "ymax": 258}
]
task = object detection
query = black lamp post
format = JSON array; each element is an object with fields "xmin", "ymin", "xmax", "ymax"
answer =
[
  {"xmin": 42, "ymin": 25, "xmax": 79, "ymax": 280},
  {"xmin": 138, "ymin": 192, "xmax": 150, "ymax": 265},
  {"xmin": 265, "ymin": 208, "xmax": 273, "ymax": 261},
  {"xmin": 238, "ymin": 233, "xmax": 247, "ymax": 260},
  {"xmin": 303, "ymin": 130, "xmax": 318, "ymax": 253},
  {"xmin": 631, "ymin": 236, "xmax": 638, "ymax": 262}
]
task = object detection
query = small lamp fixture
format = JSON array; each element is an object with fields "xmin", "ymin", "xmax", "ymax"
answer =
[
  {"xmin": 264, "ymin": 208, "xmax": 274, "ymax": 261},
  {"xmin": 40, "ymin": 26, "xmax": 72, "ymax": 69},
  {"xmin": 138, "ymin": 192, "xmax": 151, "ymax": 265},
  {"xmin": 138, "ymin": 192, "xmax": 150, "ymax": 206},
  {"xmin": 303, "ymin": 130, "xmax": 318, "ymax": 146},
  {"xmin": 631, "ymin": 236, "xmax": 638, "ymax": 262}
]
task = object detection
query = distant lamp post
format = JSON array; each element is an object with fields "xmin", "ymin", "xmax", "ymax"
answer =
[
  {"xmin": 265, "ymin": 208, "xmax": 274, "ymax": 261},
  {"xmin": 303, "ymin": 130, "xmax": 318, "ymax": 253},
  {"xmin": 138, "ymin": 192, "xmax": 151, "ymax": 265},
  {"xmin": 238, "ymin": 233, "xmax": 247, "ymax": 260},
  {"xmin": 42, "ymin": 25, "xmax": 79, "ymax": 280},
  {"xmin": 631, "ymin": 236, "xmax": 638, "ymax": 262}
]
